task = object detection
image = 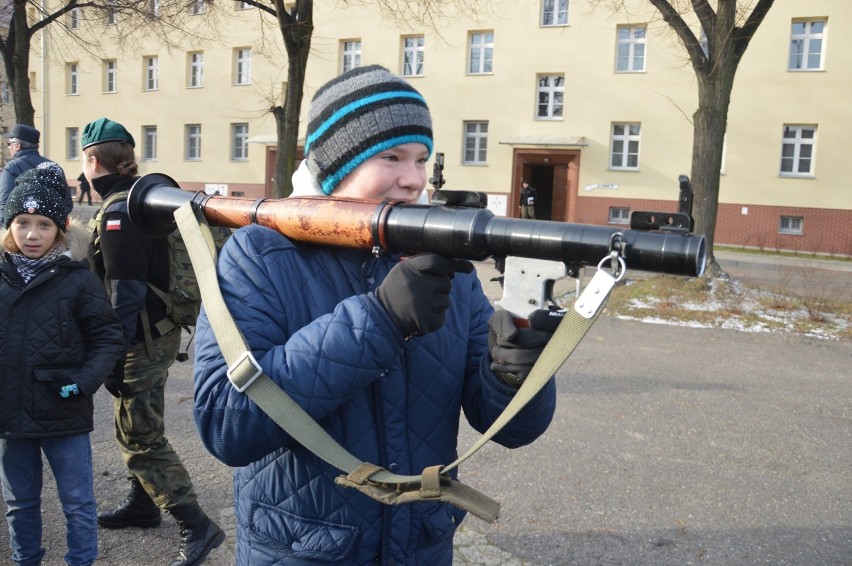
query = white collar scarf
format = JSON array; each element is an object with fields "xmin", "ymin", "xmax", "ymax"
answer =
[{"xmin": 290, "ymin": 161, "xmax": 430, "ymax": 204}]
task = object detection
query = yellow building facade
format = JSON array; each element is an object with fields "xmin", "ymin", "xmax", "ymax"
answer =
[{"xmin": 30, "ymin": 0, "xmax": 851, "ymax": 256}]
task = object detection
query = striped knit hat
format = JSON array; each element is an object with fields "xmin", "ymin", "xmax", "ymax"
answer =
[
  {"xmin": 5, "ymin": 163, "xmax": 69, "ymax": 232},
  {"xmin": 304, "ymin": 65, "xmax": 433, "ymax": 195}
]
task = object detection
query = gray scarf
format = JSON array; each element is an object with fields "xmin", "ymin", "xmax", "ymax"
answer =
[{"xmin": 9, "ymin": 245, "xmax": 67, "ymax": 284}]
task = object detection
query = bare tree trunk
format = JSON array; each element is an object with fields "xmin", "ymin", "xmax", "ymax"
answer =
[
  {"xmin": 271, "ymin": 0, "xmax": 313, "ymax": 198},
  {"xmin": 8, "ymin": 0, "xmax": 35, "ymax": 125},
  {"xmin": 645, "ymin": 0, "xmax": 776, "ymax": 277},
  {"xmin": 691, "ymin": 73, "xmax": 734, "ymax": 275}
]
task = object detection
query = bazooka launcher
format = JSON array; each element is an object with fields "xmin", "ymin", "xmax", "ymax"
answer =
[{"xmin": 126, "ymin": 173, "xmax": 707, "ymax": 328}]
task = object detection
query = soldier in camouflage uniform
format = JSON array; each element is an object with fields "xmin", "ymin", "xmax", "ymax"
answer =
[{"xmin": 82, "ymin": 118, "xmax": 224, "ymax": 566}]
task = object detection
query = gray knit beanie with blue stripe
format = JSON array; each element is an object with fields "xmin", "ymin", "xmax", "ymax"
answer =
[{"xmin": 304, "ymin": 65, "xmax": 433, "ymax": 195}]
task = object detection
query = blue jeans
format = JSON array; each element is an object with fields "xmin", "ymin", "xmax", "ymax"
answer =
[{"xmin": 0, "ymin": 434, "xmax": 97, "ymax": 566}]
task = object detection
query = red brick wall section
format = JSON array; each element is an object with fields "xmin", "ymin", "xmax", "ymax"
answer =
[{"xmin": 575, "ymin": 196, "xmax": 852, "ymax": 258}]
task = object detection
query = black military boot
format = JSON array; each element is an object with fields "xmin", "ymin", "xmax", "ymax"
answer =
[
  {"xmin": 97, "ymin": 477, "xmax": 162, "ymax": 529},
  {"xmin": 168, "ymin": 501, "xmax": 226, "ymax": 566}
]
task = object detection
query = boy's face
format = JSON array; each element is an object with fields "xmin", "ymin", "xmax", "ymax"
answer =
[
  {"xmin": 11, "ymin": 213, "xmax": 59, "ymax": 258},
  {"xmin": 333, "ymin": 143, "xmax": 429, "ymax": 203}
]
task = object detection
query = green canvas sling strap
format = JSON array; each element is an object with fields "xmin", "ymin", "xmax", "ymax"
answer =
[{"xmin": 175, "ymin": 201, "xmax": 622, "ymax": 523}]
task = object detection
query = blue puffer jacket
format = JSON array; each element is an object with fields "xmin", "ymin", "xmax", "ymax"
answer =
[{"xmin": 193, "ymin": 225, "xmax": 556, "ymax": 565}]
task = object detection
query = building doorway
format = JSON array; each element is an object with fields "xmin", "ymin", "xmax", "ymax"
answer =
[
  {"xmin": 527, "ymin": 165, "xmax": 555, "ymax": 220},
  {"xmin": 512, "ymin": 148, "xmax": 581, "ymax": 223}
]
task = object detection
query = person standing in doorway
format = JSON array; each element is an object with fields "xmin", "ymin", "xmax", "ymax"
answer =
[{"xmin": 520, "ymin": 180, "xmax": 537, "ymax": 219}]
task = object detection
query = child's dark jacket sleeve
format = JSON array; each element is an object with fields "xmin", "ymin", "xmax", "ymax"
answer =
[{"xmin": 73, "ymin": 269, "xmax": 124, "ymax": 395}]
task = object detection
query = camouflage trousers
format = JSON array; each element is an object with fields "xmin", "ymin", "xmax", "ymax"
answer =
[{"xmin": 112, "ymin": 328, "xmax": 197, "ymax": 510}]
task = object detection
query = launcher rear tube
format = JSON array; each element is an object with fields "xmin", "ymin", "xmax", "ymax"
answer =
[{"xmin": 127, "ymin": 178, "xmax": 706, "ymax": 277}]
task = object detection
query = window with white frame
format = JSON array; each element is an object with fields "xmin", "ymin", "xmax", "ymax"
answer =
[
  {"xmin": 67, "ymin": 128, "xmax": 79, "ymax": 160},
  {"xmin": 402, "ymin": 36, "xmax": 425, "ymax": 77},
  {"xmin": 67, "ymin": 63, "xmax": 79, "ymax": 95},
  {"xmin": 186, "ymin": 124, "xmax": 202, "ymax": 160},
  {"xmin": 779, "ymin": 216, "xmax": 803, "ymax": 235},
  {"xmin": 190, "ymin": 0, "xmax": 206, "ymax": 15},
  {"xmin": 468, "ymin": 32, "xmax": 494, "ymax": 74},
  {"xmin": 541, "ymin": 0, "xmax": 568, "ymax": 27},
  {"xmin": 143, "ymin": 126, "xmax": 157, "ymax": 161},
  {"xmin": 0, "ymin": 82, "xmax": 9, "ymax": 104},
  {"xmin": 609, "ymin": 207, "xmax": 630, "ymax": 224},
  {"xmin": 148, "ymin": 0, "xmax": 160, "ymax": 18},
  {"xmin": 234, "ymin": 48, "xmax": 252, "ymax": 85},
  {"xmin": 780, "ymin": 124, "xmax": 816, "ymax": 176},
  {"xmin": 106, "ymin": 0, "xmax": 118, "ymax": 24},
  {"xmin": 463, "ymin": 121, "xmax": 488, "ymax": 164},
  {"xmin": 236, "ymin": 0, "xmax": 253, "ymax": 9},
  {"xmin": 145, "ymin": 56, "xmax": 158, "ymax": 91},
  {"xmin": 341, "ymin": 40, "xmax": 361, "ymax": 74},
  {"xmin": 188, "ymin": 52, "xmax": 204, "ymax": 87},
  {"xmin": 104, "ymin": 60, "xmax": 117, "ymax": 93},
  {"xmin": 232, "ymin": 123, "xmax": 249, "ymax": 160},
  {"xmin": 536, "ymin": 74, "xmax": 564, "ymax": 119},
  {"xmin": 789, "ymin": 19, "xmax": 825, "ymax": 71},
  {"xmin": 616, "ymin": 26, "xmax": 646, "ymax": 72},
  {"xmin": 68, "ymin": 8, "xmax": 81, "ymax": 29},
  {"xmin": 610, "ymin": 123, "xmax": 641, "ymax": 170}
]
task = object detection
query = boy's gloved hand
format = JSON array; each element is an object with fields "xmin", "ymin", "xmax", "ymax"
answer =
[
  {"xmin": 59, "ymin": 383, "xmax": 80, "ymax": 398},
  {"xmin": 488, "ymin": 308, "xmax": 554, "ymax": 388},
  {"xmin": 376, "ymin": 254, "xmax": 474, "ymax": 337}
]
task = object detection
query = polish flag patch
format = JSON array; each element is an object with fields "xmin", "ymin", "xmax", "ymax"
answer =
[{"xmin": 106, "ymin": 219, "xmax": 122, "ymax": 231}]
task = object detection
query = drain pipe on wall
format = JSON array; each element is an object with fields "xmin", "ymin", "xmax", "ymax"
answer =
[{"xmin": 40, "ymin": 0, "xmax": 47, "ymax": 144}]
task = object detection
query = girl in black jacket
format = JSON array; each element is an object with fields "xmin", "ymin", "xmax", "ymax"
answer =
[{"xmin": 0, "ymin": 165, "xmax": 123, "ymax": 566}]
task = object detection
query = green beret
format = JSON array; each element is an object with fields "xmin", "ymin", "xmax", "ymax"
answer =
[{"xmin": 81, "ymin": 117, "xmax": 135, "ymax": 150}]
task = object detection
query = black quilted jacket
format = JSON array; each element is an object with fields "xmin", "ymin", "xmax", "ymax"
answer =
[{"xmin": 0, "ymin": 253, "xmax": 124, "ymax": 438}]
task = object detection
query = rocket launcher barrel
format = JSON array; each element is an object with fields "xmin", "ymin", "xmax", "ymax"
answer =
[{"xmin": 127, "ymin": 173, "xmax": 706, "ymax": 277}]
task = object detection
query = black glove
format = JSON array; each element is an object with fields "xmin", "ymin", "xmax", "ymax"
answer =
[
  {"xmin": 488, "ymin": 308, "xmax": 553, "ymax": 388},
  {"xmin": 104, "ymin": 360, "xmax": 128, "ymax": 398},
  {"xmin": 376, "ymin": 254, "xmax": 474, "ymax": 337}
]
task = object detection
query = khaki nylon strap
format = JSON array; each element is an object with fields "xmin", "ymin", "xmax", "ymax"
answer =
[
  {"xmin": 440, "ymin": 306, "xmax": 601, "ymax": 475},
  {"xmin": 174, "ymin": 201, "xmax": 611, "ymax": 523}
]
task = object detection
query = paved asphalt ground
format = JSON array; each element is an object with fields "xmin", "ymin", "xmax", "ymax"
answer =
[{"xmin": 3, "ymin": 204, "xmax": 848, "ymax": 565}]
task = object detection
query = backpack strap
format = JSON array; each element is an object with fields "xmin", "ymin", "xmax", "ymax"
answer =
[{"xmin": 176, "ymin": 201, "xmax": 615, "ymax": 523}]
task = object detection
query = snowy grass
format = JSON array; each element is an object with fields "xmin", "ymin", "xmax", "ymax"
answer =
[{"xmin": 560, "ymin": 274, "xmax": 851, "ymax": 341}]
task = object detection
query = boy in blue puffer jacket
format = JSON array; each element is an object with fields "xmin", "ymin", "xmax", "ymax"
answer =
[{"xmin": 193, "ymin": 65, "xmax": 558, "ymax": 565}]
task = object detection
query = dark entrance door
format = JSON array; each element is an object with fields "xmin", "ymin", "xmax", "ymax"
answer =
[
  {"xmin": 528, "ymin": 165, "xmax": 554, "ymax": 220},
  {"xmin": 513, "ymin": 148, "xmax": 580, "ymax": 223}
]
